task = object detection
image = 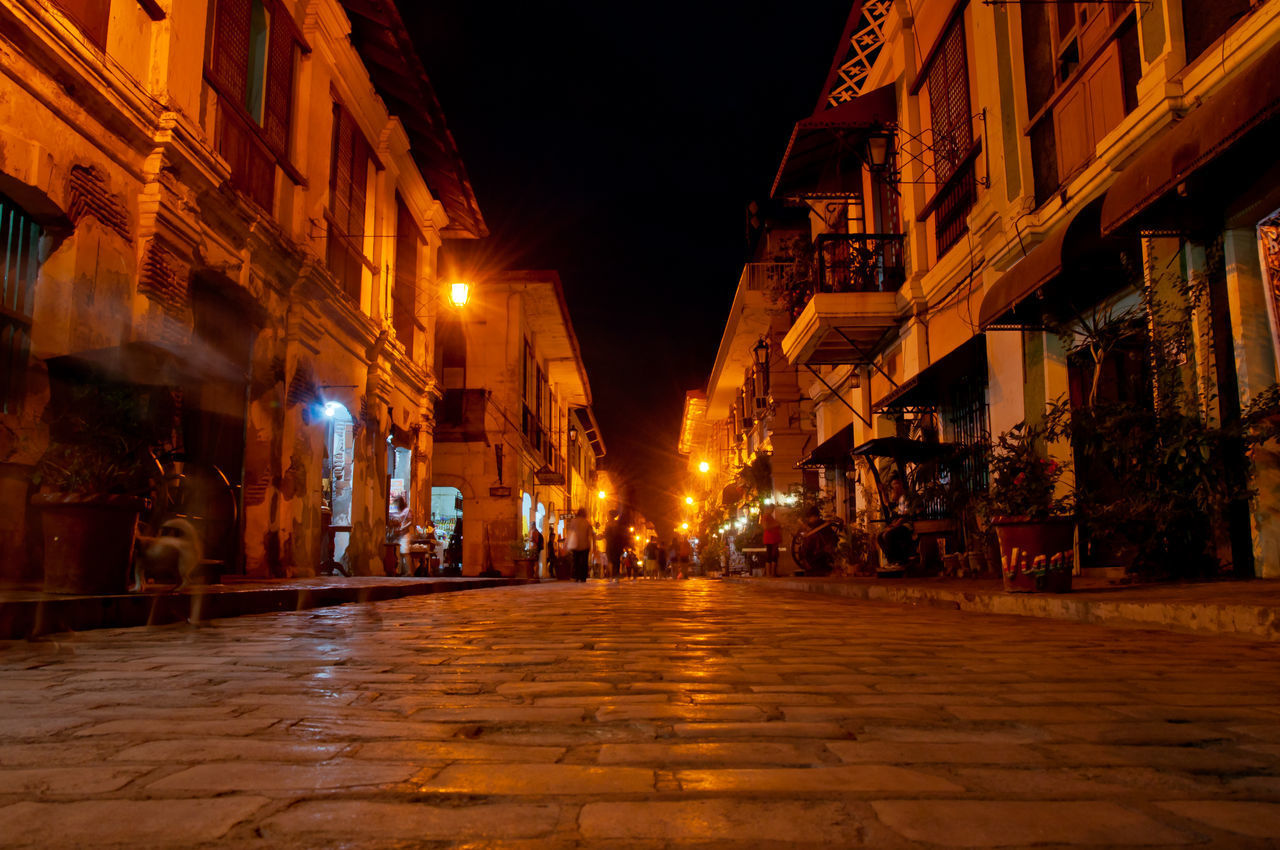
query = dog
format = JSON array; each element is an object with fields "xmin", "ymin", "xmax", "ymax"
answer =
[{"xmin": 131, "ymin": 517, "xmax": 203, "ymax": 591}]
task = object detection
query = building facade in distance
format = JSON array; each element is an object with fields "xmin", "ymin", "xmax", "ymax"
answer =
[{"xmin": 430, "ymin": 270, "xmax": 605, "ymax": 576}]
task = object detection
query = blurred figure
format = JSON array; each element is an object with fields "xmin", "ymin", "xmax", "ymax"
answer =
[
  {"xmin": 566, "ymin": 508, "xmax": 595, "ymax": 582},
  {"xmin": 389, "ymin": 494, "xmax": 414, "ymax": 576},
  {"xmin": 604, "ymin": 511, "xmax": 626, "ymax": 581},
  {"xmin": 761, "ymin": 507, "xmax": 782, "ymax": 577},
  {"xmin": 643, "ymin": 535, "xmax": 659, "ymax": 579}
]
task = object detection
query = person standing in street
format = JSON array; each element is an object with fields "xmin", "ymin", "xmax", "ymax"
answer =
[
  {"xmin": 762, "ymin": 507, "xmax": 783, "ymax": 577},
  {"xmin": 604, "ymin": 512, "xmax": 625, "ymax": 581},
  {"xmin": 643, "ymin": 535, "xmax": 659, "ymax": 579},
  {"xmin": 566, "ymin": 508, "xmax": 595, "ymax": 582}
]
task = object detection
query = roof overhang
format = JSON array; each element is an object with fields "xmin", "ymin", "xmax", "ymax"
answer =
[
  {"xmin": 771, "ymin": 84, "xmax": 897, "ymax": 201},
  {"xmin": 1100, "ymin": 38, "xmax": 1280, "ymax": 237},
  {"xmin": 571, "ymin": 405, "xmax": 606, "ymax": 458},
  {"xmin": 706, "ymin": 270, "xmax": 771, "ymax": 419},
  {"xmin": 497, "ymin": 271, "xmax": 592, "ymax": 408},
  {"xmin": 678, "ymin": 391, "xmax": 709, "ymax": 457},
  {"xmin": 341, "ymin": 0, "xmax": 487, "ymax": 238},
  {"xmin": 780, "ymin": 291, "xmax": 902, "ymax": 366}
]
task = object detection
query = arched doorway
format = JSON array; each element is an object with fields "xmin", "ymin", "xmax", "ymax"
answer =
[
  {"xmin": 431, "ymin": 485, "xmax": 463, "ymax": 570},
  {"xmin": 322, "ymin": 401, "xmax": 355, "ymax": 567}
]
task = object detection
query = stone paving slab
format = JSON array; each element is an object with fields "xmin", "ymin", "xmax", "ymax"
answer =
[
  {"xmin": 2, "ymin": 580, "xmax": 1280, "ymax": 848},
  {"xmin": 734, "ymin": 576, "xmax": 1280, "ymax": 641}
]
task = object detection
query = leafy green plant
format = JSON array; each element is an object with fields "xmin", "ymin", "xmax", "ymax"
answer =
[
  {"xmin": 980, "ymin": 419, "xmax": 1073, "ymax": 522},
  {"xmin": 34, "ymin": 383, "xmax": 168, "ymax": 499},
  {"xmin": 765, "ymin": 235, "xmax": 816, "ymax": 319}
]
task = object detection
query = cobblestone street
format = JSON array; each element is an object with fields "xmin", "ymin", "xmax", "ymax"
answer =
[{"xmin": 5, "ymin": 580, "xmax": 1280, "ymax": 848}]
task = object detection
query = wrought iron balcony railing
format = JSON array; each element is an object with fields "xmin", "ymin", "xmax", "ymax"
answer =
[{"xmin": 815, "ymin": 233, "xmax": 906, "ymax": 296}]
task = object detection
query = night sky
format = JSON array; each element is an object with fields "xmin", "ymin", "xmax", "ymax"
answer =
[{"xmin": 406, "ymin": 3, "xmax": 851, "ymax": 531}]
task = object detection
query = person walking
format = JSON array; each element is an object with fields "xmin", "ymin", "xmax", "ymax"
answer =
[
  {"xmin": 657, "ymin": 537, "xmax": 669, "ymax": 578},
  {"xmin": 643, "ymin": 535, "xmax": 659, "ymax": 579},
  {"xmin": 604, "ymin": 512, "xmax": 626, "ymax": 581},
  {"xmin": 388, "ymin": 495, "xmax": 415, "ymax": 577},
  {"xmin": 762, "ymin": 507, "xmax": 783, "ymax": 577},
  {"xmin": 566, "ymin": 508, "xmax": 595, "ymax": 582}
]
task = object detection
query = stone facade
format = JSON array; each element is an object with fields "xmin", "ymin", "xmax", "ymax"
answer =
[
  {"xmin": 431, "ymin": 271, "xmax": 603, "ymax": 576},
  {"xmin": 0, "ymin": 0, "xmax": 483, "ymax": 584}
]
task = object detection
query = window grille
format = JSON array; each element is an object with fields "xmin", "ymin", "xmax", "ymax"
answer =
[{"xmin": 0, "ymin": 197, "xmax": 40, "ymax": 414}]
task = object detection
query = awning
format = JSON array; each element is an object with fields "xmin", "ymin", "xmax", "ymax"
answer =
[
  {"xmin": 978, "ymin": 199, "xmax": 1106, "ymax": 330},
  {"xmin": 797, "ymin": 424, "xmax": 855, "ymax": 469},
  {"xmin": 872, "ymin": 336, "xmax": 987, "ymax": 412},
  {"xmin": 851, "ymin": 436, "xmax": 952, "ymax": 463},
  {"xmin": 1100, "ymin": 39, "xmax": 1280, "ymax": 237},
  {"xmin": 771, "ymin": 84, "xmax": 896, "ymax": 200}
]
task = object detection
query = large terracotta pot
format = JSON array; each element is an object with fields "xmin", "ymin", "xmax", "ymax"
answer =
[
  {"xmin": 511, "ymin": 557, "xmax": 538, "ymax": 579},
  {"xmin": 993, "ymin": 517, "xmax": 1075, "ymax": 593},
  {"xmin": 33, "ymin": 494, "xmax": 143, "ymax": 595}
]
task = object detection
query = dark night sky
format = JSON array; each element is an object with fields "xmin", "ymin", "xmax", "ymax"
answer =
[{"xmin": 405, "ymin": 3, "xmax": 850, "ymax": 531}]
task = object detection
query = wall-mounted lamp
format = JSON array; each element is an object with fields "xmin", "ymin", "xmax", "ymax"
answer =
[
  {"xmin": 752, "ymin": 337, "xmax": 769, "ymax": 369},
  {"xmin": 865, "ymin": 130, "xmax": 894, "ymax": 173},
  {"xmin": 449, "ymin": 282, "xmax": 471, "ymax": 308},
  {"xmin": 568, "ymin": 426, "xmax": 579, "ymax": 442}
]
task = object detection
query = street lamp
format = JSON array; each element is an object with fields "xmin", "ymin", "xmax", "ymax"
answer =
[
  {"xmin": 597, "ymin": 489, "xmax": 606, "ymax": 500},
  {"xmin": 684, "ymin": 495, "xmax": 694, "ymax": 506},
  {"xmin": 752, "ymin": 337, "xmax": 769, "ymax": 369},
  {"xmin": 698, "ymin": 460, "xmax": 710, "ymax": 474},
  {"xmin": 449, "ymin": 281, "xmax": 471, "ymax": 308},
  {"xmin": 680, "ymin": 522, "xmax": 689, "ymax": 532},
  {"xmin": 865, "ymin": 129, "xmax": 894, "ymax": 173}
]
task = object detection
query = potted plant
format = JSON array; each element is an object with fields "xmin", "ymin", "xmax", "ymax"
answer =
[
  {"xmin": 32, "ymin": 383, "xmax": 167, "ymax": 594},
  {"xmin": 508, "ymin": 536, "xmax": 539, "ymax": 579},
  {"xmin": 981, "ymin": 420, "xmax": 1075, "ymax": 593}
]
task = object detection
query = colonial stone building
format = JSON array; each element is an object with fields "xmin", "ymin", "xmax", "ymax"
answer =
[
  {"xmin": 0, "ymin": 0, "xmax": 485, "ymax": 583},
  {"xmin": 689, "ymin": 0, "xmax": 1280, "ymax": 579},
  {"xmin": 430, "ymin": 270, "xmax": 605, "ymax": 576}
]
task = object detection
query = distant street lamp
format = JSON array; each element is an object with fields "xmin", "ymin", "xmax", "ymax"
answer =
[
  {"xmin": 684, "ymin": 495, "xmax": 694, "ymax": 506},
  {"xmin": 597, "ymin": 489, "xmax": 607, "ymax": 500},
  {"xmin": 698, "ymin": 460, "xmax": 710, "ymax": 474}
]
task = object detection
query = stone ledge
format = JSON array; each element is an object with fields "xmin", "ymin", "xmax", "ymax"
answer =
[
  {"xmin": 0, "ymin": 577, "xmax": 536, "ymax": 640},
  {"xmin": 729, "ymin": 578, "xmax": 1280, "ymax": 642}
]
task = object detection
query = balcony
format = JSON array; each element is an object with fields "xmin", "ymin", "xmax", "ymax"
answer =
[
  {"xmin": 781, "ymin": 233, "xmax": 907, "ymax": 366},
  {"xmin": 435, "ymin": 389, "xmax": 487, "ymax": 442}
]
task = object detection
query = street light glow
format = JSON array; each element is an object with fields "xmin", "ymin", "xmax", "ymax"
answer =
[
  {"xmin": 698, "ymin": 460, "xmax": 710, "ymax": 473},
  {"xmin": 449, "ymin": 282, "xmax": 471, "ymax": 307},
  {"xmin": 685, "ymin": 495, "xmax": 694, "ymax": 505},
  {"xmin": 680, "ymin": 522, "xmax": 689, "ymax": 531},
  {"xmin": 598, "ymin": 490, "xmax": 607, "ymax": 500}
]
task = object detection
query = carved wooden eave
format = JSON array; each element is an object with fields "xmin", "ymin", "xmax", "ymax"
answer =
[{"xmin": 337, "ymin": 0, "xmax": 487, "ymax": 238}]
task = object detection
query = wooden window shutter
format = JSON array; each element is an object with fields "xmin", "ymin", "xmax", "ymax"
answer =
[
  {"xmin": 394, "ymin": 198, "xmax": 420, "ymax": 348},
  {"xmin": 51, "ymin": 0, "xmax": 109, "ymax": 49},
  {"xmin": 262, "ymin": 14, "xmax": 296, "ymax": 158},
  {"xmin": 210, "ymin": 0, "xmax": 252, "ymax": 107},
  {"xmin": 349, "ymin": 131, "xmax": 369, "ymax": 240},
  {"xmin": 329, "ymin": 103, "xmax": 353, "ymax": 232},
  {"xmin": 926, "ymin": 20, "xmax": 971, "ymax": 184}
]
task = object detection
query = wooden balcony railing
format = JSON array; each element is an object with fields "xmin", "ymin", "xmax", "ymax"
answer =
[{"xmin": 815, "ymin": 233, "xmax": 906, "ymax": 296}]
